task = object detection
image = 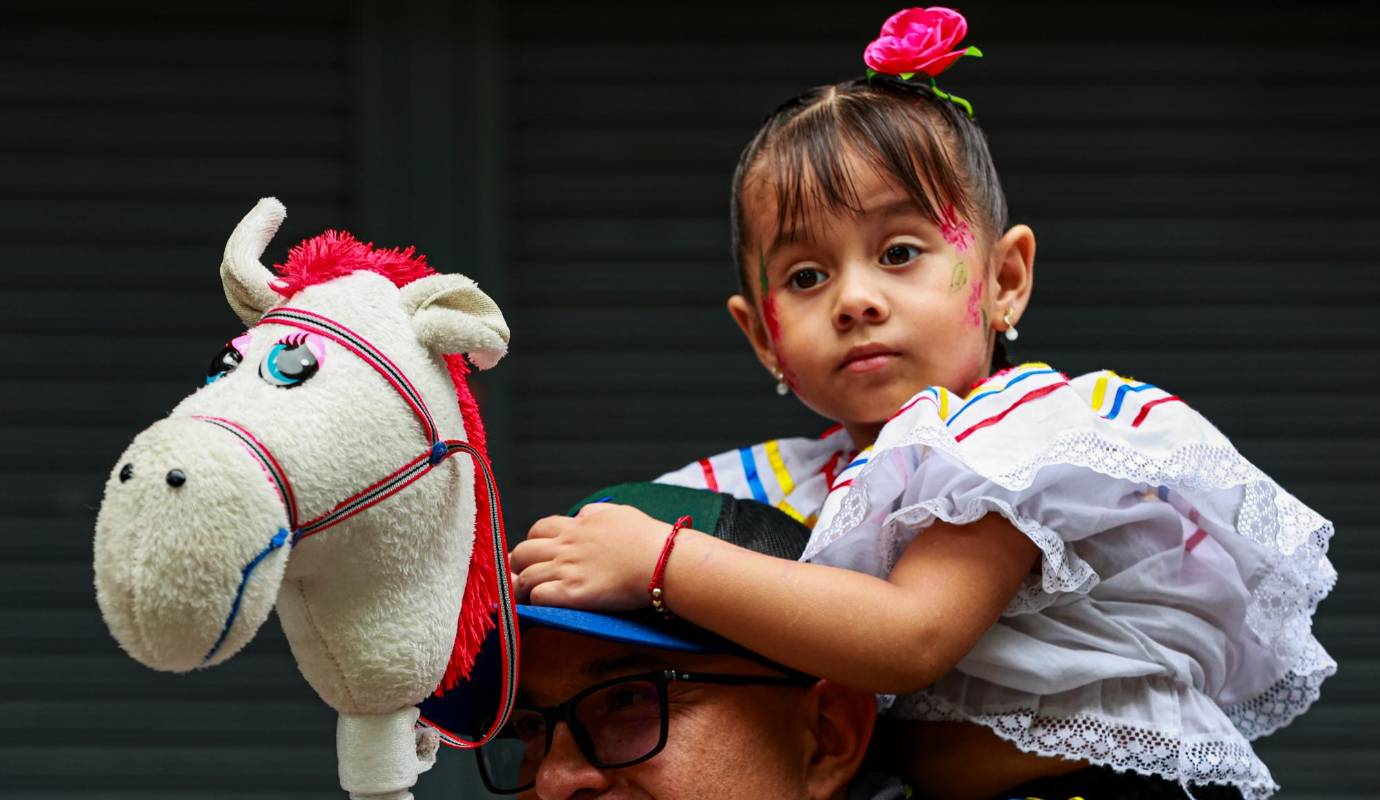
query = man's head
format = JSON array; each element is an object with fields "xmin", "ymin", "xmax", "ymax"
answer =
[
  {"xmin": 510, "ymin": 626, "xmax": 874, "ymax": 799},
  {"xmin": 420, "ymin": 483, "xmax": 877, "ymax": 799}
]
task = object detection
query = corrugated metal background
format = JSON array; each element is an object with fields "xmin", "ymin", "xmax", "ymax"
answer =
[{"xmin": 1, "ymin": 1, "xmax": 1374, "ymax": 797}]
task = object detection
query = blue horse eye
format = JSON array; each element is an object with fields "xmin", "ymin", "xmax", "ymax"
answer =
[{"xmin": 260, "ymin": 343, "xmax": 319, "ymax": 388}]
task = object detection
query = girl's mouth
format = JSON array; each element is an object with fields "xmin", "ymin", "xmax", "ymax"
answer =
[
  {"xmin": 844, "ymin": 354, "xmax": 898, "ymax": 374},
  {"xmin": 839, "ymin": 345, "xmax": 900, "ymax": 373}
]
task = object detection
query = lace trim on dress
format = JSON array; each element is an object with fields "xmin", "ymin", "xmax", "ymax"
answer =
[
  {"xmin": 881, "ymin": 495, "xmax": 1097, "ymax": 616},
  {"xmin": 806, "ymin": 423, "xmax": 1337, "ymax": 749},
  {"xmin": 1223, "ymin": 637, "xmax": 1336, "ymax": 741},
  {"xmin": 894, "ymin": 690, "xmax": 1280, "ymax": 800}
]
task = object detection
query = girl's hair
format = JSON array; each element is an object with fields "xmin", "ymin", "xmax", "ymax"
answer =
[{"xmin": 729, "ymin": 75, "xmax": 1012, "ymax": 370}]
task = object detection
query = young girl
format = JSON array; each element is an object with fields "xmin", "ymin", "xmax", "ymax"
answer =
[{"xmin": 508, "ymin": 8, "xmax": 1334, "ymax": 799}]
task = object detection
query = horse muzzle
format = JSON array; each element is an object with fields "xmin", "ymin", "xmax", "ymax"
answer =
[{"xmin": 94, "ymin": 416, "xmax": 294, "ymax": 671}]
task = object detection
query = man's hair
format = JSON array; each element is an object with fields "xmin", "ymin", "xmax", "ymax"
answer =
[{"xmin": 729, "ymin": 75, "xmax": 1011, "ymax": 368}]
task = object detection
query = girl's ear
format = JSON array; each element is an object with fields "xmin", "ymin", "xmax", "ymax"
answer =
[
  {"xmin": 990, "ymin": 224, "xmax": 1036, "ymax": 330},
  {"xmin": 727, "ymin": 293, "xmax": 779, "ymax": 375}
]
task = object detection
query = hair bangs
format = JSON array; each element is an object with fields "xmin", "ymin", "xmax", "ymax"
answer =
[{"xmin": 748, "ymin": 90, "xmax": 976, "ymax": 259}]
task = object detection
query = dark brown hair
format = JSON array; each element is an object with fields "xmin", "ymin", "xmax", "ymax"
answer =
[{"xmin": 729, "ymin": 74, "xmax": 1011, "ymax": 367}]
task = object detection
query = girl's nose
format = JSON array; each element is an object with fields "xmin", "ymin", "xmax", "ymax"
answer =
[{"xmin": 832, "ymin": 268, "xmax": 890, "ymax": 330}]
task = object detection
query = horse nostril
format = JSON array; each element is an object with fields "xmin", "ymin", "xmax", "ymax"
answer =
[
  {"xmin": 166, "ymin": 469, "xmax": 187, "ymax": 488},
  {"xmin": 119, "ymin": 463, "xmax": 134, "ymax": 483}
]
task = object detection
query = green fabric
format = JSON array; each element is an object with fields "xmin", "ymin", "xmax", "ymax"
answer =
[{"xmin": 567, "ymin": 482, "xmax": 726, "ymax": 534}]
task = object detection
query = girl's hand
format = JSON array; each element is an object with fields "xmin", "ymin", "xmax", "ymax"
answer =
[{"xmin": 509, "ymin": 503, "xmax": 672, "ymax": 612}]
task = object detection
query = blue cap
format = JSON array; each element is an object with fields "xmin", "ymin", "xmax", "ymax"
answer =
[{"xmin": 417, "ymin": 483, "xmax": 812, "ymax": 740}]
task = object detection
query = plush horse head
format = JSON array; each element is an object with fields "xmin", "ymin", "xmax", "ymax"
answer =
[{"xmin": 93, "ymin": 198, "xmax": 515, "ymax": 799}]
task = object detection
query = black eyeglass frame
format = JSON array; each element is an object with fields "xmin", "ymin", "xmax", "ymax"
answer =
[{"xmin": 474, "ymin": 668, "xmax": 817, "ymax": 794}]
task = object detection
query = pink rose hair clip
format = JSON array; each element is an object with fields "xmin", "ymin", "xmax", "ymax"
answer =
[{"xmin": 863, "ymin": 6, "xmax": 984, "ymax": 116}]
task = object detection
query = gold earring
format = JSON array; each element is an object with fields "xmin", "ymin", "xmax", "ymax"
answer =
[
  {"xmin": 1003, "ymin": 310, "xmax": 1020, "ymax": 342},
  {"xmin": 773, "ymin": 369, "xmax": 789, "ymax": 396}
]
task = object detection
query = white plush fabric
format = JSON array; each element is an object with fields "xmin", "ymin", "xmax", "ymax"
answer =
[
  {"xmin": 400, "ymin": 273, "xmax": 509, "ymax": 370},
  {"xmin": 658, "ymin": 364, "xmax": 1335, "ymax": 799},
  {"xmin": 219, "ymin": 196, "xmax": 288, "ymax": 326},
  {"xmin": 94, "ymin": 199, "xmax": 510, "ymax": 798},
  {"xmin": 94, "ymin": 416, "xmax": 292, "ymax": 670}
]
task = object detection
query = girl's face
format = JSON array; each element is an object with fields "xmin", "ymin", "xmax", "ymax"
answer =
[{"xmin": 729, "ymin": 150, "xmax": 1034, "ymax": 445}]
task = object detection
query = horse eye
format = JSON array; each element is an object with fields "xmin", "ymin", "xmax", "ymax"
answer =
[
  {"xmin": 260, "ymin": 341, "xmax": 320, "ymax": 388},
  {"xmin": 206, "ymin": 343, "xmax": 244, "ymax": 385}
]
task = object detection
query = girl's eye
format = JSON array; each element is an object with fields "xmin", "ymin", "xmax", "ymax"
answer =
[
  {"xmin": 789, "ymin": 268, "xmax": 827, "ymax": 290},
  {"xmin": 206, "ymin": 343, "xmax": 244, "ymax": 385},
  {"xmin": 260, "ymin": 341, "xmax": 321, "ymax": 388},
  {"xmin": 881, "ymin": 244, "xmax": 923, "ymax": 266}
]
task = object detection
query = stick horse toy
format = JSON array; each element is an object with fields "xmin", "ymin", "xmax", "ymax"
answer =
[{"xmin": 93, "ymin": 198, "xmax": 520, "ymax": 799}]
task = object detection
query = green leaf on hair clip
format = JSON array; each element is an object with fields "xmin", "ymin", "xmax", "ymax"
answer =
[
  {"xmin": 866, "ymin": 68, "xmax": 877, "ymax": 80},
  {"xmin": 964, "ymin": 46, "xmax": 984, "ymax": 58},
  {"xmin": 899, "ymin": 72, "xmax": 915, "ymax": 80}
]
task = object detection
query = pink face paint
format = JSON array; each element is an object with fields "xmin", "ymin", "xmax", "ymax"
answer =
[
  {"xmin": 759, "ymin": 246, "xmax": 797, "ymax": 389},
  {"xmin": 938, "ymin": 204, "xmax": 974, "ymax": 253},
  {"xmin": 965, "ymin": 278, "xmax": 985, "ymax": 328}
]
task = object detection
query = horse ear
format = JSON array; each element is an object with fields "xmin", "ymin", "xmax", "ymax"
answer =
[
  {"xmin": 220, "ymin": 197, "xmax": 287, "ymax": 325},
  {"xmin": 400, "ymin": 273, "xmax": 510, "ymax": 369}
]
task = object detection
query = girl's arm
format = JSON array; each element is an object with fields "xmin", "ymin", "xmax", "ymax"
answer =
[{"xmin": 509, "ymin": 502, "xmax": 1039, "ymax": 694}]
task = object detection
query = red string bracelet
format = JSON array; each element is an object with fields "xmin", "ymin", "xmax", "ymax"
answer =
[{"xmin": 648, "ymin": 515, "xmax": 692, "ymax": 617}]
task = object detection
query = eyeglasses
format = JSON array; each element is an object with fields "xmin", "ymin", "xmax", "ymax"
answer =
[{"xmin": 473, "ymin": 669, "xmax": 816, "ymax": 794}]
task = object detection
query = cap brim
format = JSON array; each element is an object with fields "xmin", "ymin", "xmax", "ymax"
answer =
[
  {"xmin": 418, "ymin": 603, "xmax": 737, "ymax": 742},
  {"xmin": 512, "ymin": 604, "xmax": 728, "ymax": 653}
]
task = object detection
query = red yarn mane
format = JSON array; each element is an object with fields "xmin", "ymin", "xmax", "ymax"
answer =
[
  {"xmin": 273, "ymin": 230, "xmax": 436, "ymax": 295},
  {"xmin": 274, "ymin": 231, "xmax": 498, "ymax": 689}
]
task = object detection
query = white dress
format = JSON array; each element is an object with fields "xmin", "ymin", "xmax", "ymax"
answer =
[{"xmin": 656, "ymin": 363, "xmax": 1335, "ymax": 800}]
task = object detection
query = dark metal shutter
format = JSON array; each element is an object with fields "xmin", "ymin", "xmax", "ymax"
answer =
[
  {"xmin": 4, "ymin": 1, "xmax": 1375, "ymax": 798},
  {"xmin": 1, "ymin": 2, "xmax": 359, "ymax": 796}
]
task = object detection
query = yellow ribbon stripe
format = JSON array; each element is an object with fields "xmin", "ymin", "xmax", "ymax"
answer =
[
  {"xmin": 764, "ymin": 439, "xmax": 795, "ymax": 496},
  {"xmin": 764, "ymin": 439, "xmax": 807, "ymax": 523},
  {"xmin": 1090, "ymin": 373, "xmax": 1109, "ymax": 411},
  {"xmin": 938, "ymin": 386, "xmax": 950, "ymax": 419},
  {"xmin": 776, "ymin": 500, "xmax": 807, "ymax": 524}
]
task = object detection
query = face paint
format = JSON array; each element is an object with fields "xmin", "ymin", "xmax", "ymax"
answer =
[
  {"xmin": 965, "ymin": 278, "xmax": 985, "ymax": 328},
  {"xmin": 948, "ymin": 261, "xmax": 969, "ymax": 294},
  {"xmin": 758, "ymin": 245, "xmax": 795, "ymax": 389},
  {"xmin": 938, "ymin": 204, "xmax": 974, "ymax": 253}
]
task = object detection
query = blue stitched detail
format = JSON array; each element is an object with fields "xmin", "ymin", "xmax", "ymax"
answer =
[{"xmin": 203, "ymin": 526, "xmax": 290, "ymax": 663}]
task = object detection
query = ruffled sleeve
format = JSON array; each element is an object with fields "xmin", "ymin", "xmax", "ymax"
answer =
[{"xmin": 805, "ymin": 364, "xmax": 1336, "ymax": 738}]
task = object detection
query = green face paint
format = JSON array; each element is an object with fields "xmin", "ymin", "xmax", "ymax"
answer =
[
  {"xmin": 758, "ymin": 244, "xmax": 769, "ymax": 299},
  {"xmin": 948, "ymin": 261, "xmax": 969, "ymax": 294}
]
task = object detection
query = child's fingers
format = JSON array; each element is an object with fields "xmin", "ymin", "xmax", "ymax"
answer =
[
  {"xmin": 527, "ymin": 580, "xmax": 564, "ymax": 608},
  {"xmin": 514, "ymin": 561, "xmax": 565, "ymax": 603},
  {"xmin": 526, "ymin": 514, "xmax": 574, "ymax": 540},
  {"xmin": 509, "ymin": 537, "xmax": 558, "ymax": 573},
  {"xmin": 575, "ymin": 501, "xmax": 617, "ymax": 517}
]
